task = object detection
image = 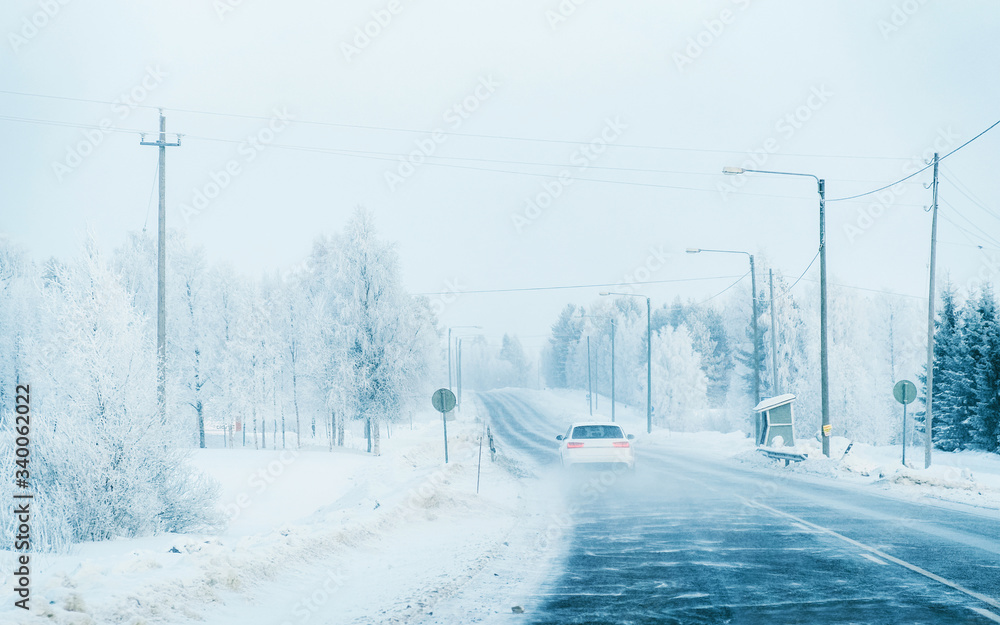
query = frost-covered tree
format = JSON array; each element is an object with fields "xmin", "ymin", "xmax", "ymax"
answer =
[
  {"xmin": 655, "ymin": 299, "xmax": 732, "ymax": 407},
  {"xmin": 169, "ymin": 234, "xmax": 215, "ymax": 448},
  {"xmin": 499, "ymin": 333, "xmax": 530, "ymax": 387},
  {"xmin": 0, "ymin": 239, "xmax": 35, "ymax": 413},
  {"xmin": 649, "ymin": 324, "xmax": 708, "ymax": 430},
  {"xmin": 303, "ymin": 234, "xmax": 349, "ymax": 446},
  {"xmin": 543, "ymin": 304, "xmax": 582, "ymax": 388},
  {"xmin": 333, "ymin": 207, "xmax": 434, "ymax": 455},
  {"xmin": 204, "ymin": 265, "xmax": 257, "ymax": 447},
  {"xmin": 732, "ymin": 283, "xmax": 768, "ymax": 406},
  {"xmin": 970, "ymin": 287, "xmax": 1000, "ymax": 451},
  {"xmin": 277, "ymin": 273, "xmax": 312, "ymax": 446},
  {"xmin": 12, "ymin": 241, "xmax": 218, "ymax": 548},
  {"xmin": 461, "ymin": 334, "xmax": 533, "ymax": 391}
]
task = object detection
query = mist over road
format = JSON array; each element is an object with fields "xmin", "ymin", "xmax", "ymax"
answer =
[{"xmin": 480, "ymin": 390, "xmax": 1000, "ymax": 625}]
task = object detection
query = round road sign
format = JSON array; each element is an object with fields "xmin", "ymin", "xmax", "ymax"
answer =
[
  {"xmin": 893, "ymin": 380, "xmax": 917, "ymax": 405},
  {"xmin": 432, "ymin": 388, "xmax": 457, "ymax": 413}
]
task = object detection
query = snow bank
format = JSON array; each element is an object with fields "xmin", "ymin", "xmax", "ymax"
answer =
[
  {"xmin": 732, "ymin": 436, "xmax": 1000, "ymax": 510},
  {"xmin": 0, "ymin": 403, "xmax": 555, "ymax": 625}
]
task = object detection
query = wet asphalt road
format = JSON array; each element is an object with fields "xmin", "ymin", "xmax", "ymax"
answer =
[{"xmin": 479, "ymin": 390, "xmax": 1000, "ymax": 625}]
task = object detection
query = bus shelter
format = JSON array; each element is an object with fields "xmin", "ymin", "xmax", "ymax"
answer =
[{"xmin": 754, "ymin": 394, "xmax": 797, "ymax": 447}]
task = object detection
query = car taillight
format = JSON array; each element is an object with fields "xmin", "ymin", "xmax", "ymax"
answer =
[
  {"xmin": 566, "ymin": 442, "xmax": 584, "ymax": 448},
  {"xmin": 613, "ymin": 441, "xmax": 630, "ymax": 448}
]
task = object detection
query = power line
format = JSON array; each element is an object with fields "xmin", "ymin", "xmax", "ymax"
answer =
[
  {"xmin": 938, "ymin": 239, "xmax": 1000, "ymax": 253},
  {"xmin": 415, "ymin": 274, "xmax": 745, "ymax": 296},
  {"xmin": 189, "ymin": 130, "xmax": 924, "ymax": 183},
  {"xmin": 0, "ymin": 114, "xmax": 146, "ymax": 135},
  {"xmin": 181, "ymin": 132, "xmax": 930, "ymax": 205},
  {"xmin": 0, "ymin": 111, "xmax": 931, "ymax": 205},
  {"xmin": 0, "ymin": 89, "xmax": 160, "ymax": 111},
  {"xmin": 796, "ymin": 277, "xmax": 928, "ymax": 301},
  {"xmin": 827, "ymin": 117, "xmax": 1000, "ymax": 202},
  {"xmin": 0, "ymin": 88, "xmax": 913, "ymax": 160},
  {"xmin": 939, "ymin": 212, "xmax": 983, "ymax": 246},
  {"xmin": 183, "ymin": 132, "xmax": 725, "ymax": 178},
  {"xmin": 780, "ymin": 251, "xmax": 820, "ymax": 297},
  {"xmin": 941, "ymin": 169, "xmax": 1000, "ymax": 224},
  {"xmin": 941, "ymin": 198, "xmax": 1000, "ymax": 249},
  {"xmin": 695, "ymin": 270, "xmax": 750, "ymax": 305}
]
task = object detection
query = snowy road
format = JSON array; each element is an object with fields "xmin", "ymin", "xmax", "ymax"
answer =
[{"xmin": 480, "ymin": 390, "xmax": 1000, "ymax": 625}]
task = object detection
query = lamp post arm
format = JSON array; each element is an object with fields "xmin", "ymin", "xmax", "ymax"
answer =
[{"xmin": 742, "ymin": 169, "xmax": 820, "ymax": 184}]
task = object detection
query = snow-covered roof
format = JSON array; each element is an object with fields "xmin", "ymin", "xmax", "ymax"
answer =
[{"xmin": 754, "ymin": 393, "xmax": 796, "ymax": 412}]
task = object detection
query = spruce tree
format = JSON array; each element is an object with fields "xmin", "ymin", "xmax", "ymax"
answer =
[
  {"xmin": 970, "ymin": 286, "xmax": 1000, "ymax": 451},
  {"xmin": 927, "ymin": 283, "xmax": 969, "ymax": 450},
  {"xmin": 546, "ymin": 304, "xmax": 582, "ymax": 388}
]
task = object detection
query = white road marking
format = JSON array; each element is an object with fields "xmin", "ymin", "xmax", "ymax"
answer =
[
  {"xmin": 743, "ymin": 498, "xmax": 1000, "ymax": 613},
  {"xmin": 859, "ymin": 552, "xmax": 888, "ymax": 566},
  {"xmin": 969, "ymin": 606, "xmax": 1000, "ymax": 623}
]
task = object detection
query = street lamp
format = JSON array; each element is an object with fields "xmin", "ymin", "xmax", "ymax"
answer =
[
  {"xmin": 453, "ymin": 329, "xmax": 484, "ymax": 410},
  {"xmin": 723, "ymin": 166, "xmax": 830, "ymax": 457},
  {"xmin": 579, "ymin": 313, "xmax": 617, "ymax": 422},
  {"xmin": 600, "ymin": 291, "xmax": 652, "ymax": 433},
  {"xmin": 448, "ymin": 325, "xmax": 481, "ymax": 391},
  {"xmin": 686, "ymin": 247, "xmax": 760, "ymax": 408}
]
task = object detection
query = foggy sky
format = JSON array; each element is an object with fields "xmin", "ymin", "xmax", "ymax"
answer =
[{"xmin": 3, "ymin": 0, "xmax": 999, "ymax": 342}]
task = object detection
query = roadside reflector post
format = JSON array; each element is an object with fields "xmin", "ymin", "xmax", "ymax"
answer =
[{"xmin": 477, "ymin": 421, "xmax": 484, "ymax": 494}]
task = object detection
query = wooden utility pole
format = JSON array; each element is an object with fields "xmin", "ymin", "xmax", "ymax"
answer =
[
  {"xmin": 587, "ymin": 336, "xmax": 592, "ymax": 416},
  {"xmin": 750, "ymin": 254, "xmax": 760, "ymax": 406},
  {"xmin": 140, "ymin": 110, "xmax": 181, "ymax": 423},
  {"xmin": 610, "ymin": 319, "xmax": 615, "ymax": 423},
  {"xmin": 925, "ymin": 152, "xmax": 939, "ymax": 469},
  {"xmin": 769, "ymin": 269, "xmax": 779, "ymax": 395},
  {"xmin": 818, "ymin": 178, "xmax": 830, "ymax": 457}
]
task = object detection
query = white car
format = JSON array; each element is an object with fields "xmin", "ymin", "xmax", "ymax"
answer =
[{"xmin": 556, "ymin": 422, "xmax": 635, "ymax": 470}]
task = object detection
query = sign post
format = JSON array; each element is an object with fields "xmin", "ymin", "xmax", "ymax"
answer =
[
  {"xmin": 432, "ymin": 388, "xmax": 457, "ymax": 463},
  {"xmin": 893, "ymin": 380, "xmax": 917, "ymax": 466}
]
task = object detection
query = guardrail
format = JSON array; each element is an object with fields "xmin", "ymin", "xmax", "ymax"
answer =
[{"xmin": 757, "ymin": 448, "xmax": 808, "ymax": 466}]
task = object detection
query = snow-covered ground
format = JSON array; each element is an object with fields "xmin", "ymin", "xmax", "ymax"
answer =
[
  {"xmin": 517, "ymin": 387, "xmax": 1000, "ymax": 513},
  {"xmin": 734, "ymin": 436, "xmax": 1000, "ymax": 511},
  {"xmin": 0, "ymin": 403, "xmax": 561, "ymax": 625},
  {"xmin": 5, "ymin": 388, "xmax": 1000, "ymax": 624}
]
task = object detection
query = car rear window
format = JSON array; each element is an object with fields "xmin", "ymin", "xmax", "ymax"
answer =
[{"xmin": 571, "ymin": 425, "xmax": 625, "ymax": 439}]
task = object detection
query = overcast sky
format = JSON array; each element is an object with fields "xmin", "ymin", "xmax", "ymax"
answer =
[{"xmin": 3, "ymin": 1, "xmax": 999, "ymax": 344}]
